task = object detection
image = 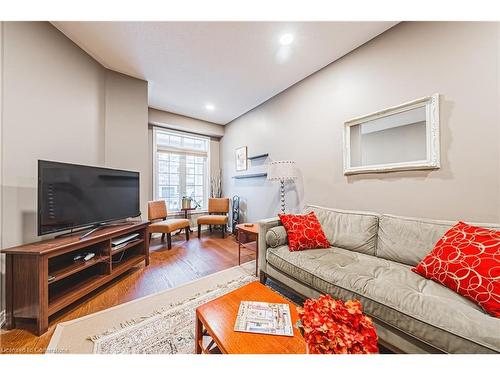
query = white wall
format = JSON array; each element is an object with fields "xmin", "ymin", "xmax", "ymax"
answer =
[{"xmin": 221, "ymin": 22, "xmax": 500, "ymax": 223}]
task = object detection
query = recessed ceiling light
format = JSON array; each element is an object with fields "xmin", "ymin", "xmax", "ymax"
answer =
[
  {"xmin": 279, "ymin": 33, "xmax": 294, "ymax": 46},
  {"xmin": 205, "ymin": 104, "xmax": 215, "ymax": 111}
]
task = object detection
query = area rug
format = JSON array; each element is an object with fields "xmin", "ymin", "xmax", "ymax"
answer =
[{"xmin": 47, "ymin": 261, "xmax": 257, "ymax": 354}]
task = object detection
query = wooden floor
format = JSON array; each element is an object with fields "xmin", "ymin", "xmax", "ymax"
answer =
[{"xmin": 0, "ymin": 231, "xmax": 256, "ymax": 354}]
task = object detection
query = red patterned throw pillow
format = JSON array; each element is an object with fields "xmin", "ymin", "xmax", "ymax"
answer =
[
  {"xmin": 278, "ymin": 212, "xmax": 330, "ymax": 252},
  {"xmin": 412, "ymin": 221, "xmax": 500, "ymax": 317}
]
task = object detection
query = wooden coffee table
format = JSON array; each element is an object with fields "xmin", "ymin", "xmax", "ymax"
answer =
[{"xmin": 195, "ymin": 281, "xmax": 306, "ymax": 354}]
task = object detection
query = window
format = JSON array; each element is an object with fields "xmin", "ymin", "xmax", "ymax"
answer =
[{"xmin": 153, "ymin": 128, "xmax": 210, "ymax": 212}]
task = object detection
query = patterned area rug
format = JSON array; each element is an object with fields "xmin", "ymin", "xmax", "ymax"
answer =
[{"xmin": 89, "ymin": 275, "xmax": 257, "ymax": 354}]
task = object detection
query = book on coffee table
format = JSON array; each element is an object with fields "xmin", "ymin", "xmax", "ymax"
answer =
[{"xmin": 234, "ymin": 301, "xmax": 294, "ymax": 336}]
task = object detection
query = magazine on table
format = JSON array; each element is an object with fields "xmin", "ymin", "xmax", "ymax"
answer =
[{"xmin": 234, "ymin": 301, "xmax": 294, "ymax": 336}]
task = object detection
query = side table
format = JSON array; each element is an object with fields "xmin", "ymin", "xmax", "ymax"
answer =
[
  {"xmin": 178, "ymin": 207, "xmax": 195, "ymax": 233},
  {"xmin": 236, "ymin": 223, "xmax": 259, "ymax": 276}
]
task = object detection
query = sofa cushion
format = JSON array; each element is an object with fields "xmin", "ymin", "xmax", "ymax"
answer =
[
  {"xmin": 265, "ymin": 225, "xmax": 288, "ymax": 248},
  {"xmin": 149, "ymin": 218, "xmax": 190, "ymax": 233},
  {"xmin": 266, "ymin": 245, "xmax": 500, "ymax": 353},
  {"xmin": 304, "ymin": 205, "xmax": 379, "ymax": 256},
  {"xmin": 377, "ymin": 214, "xmax": 500, "ymax": 267},
  {"xmin": 197, "ymin": 214, "xmax": 228, "ymax": 225}
]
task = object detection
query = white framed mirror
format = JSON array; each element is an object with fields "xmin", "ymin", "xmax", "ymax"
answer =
[{"xmin": 343, "ymin": 94, "xmax": 440, "ymax": 175}]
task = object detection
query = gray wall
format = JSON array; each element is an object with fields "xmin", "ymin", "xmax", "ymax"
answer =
[
  {"xmin": 149, "ymin": 108, "xmax": 224, "ymax": 138},
  {"xmin": 221, "ymin": 22, "xmax": 500, "ymax": 224},
  {"xmin": 2, "ymin": 22, "xmax": 106, "ymax": 249},
  {"xmin": 0, "ymin": 22, "xmax": 3, "ymax": 324},
  {"xmin": 105, "ymin": 70, "xmax": 149, "ymax": 218},
  {"xmin": 0, "ymin": 22, "xmax": 149, "ymax": 320}
]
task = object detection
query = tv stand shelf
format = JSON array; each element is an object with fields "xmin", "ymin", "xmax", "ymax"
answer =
[
  {"xmin": 1, "ymin": 221, "xmax": 150, "ymax": 335},
  {"xmin": 110, "ymin": 238, "xmax": 144, "ymax": 256},
  {"xmin": 48, "ymin": 255, "xmax": 109, "ymax": 284}
]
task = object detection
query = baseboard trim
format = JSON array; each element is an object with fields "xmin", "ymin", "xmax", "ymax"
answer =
[{"xmin": 0, "ymin": 309, "xmax": 5, "ymax": 329}]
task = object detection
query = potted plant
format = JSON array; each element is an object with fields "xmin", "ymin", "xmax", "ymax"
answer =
[
  {"xmin": 181, "ymin": 195, "xmax": 192, "ymax": 209},
  {"xmin": 296, "ymin": 295, "xmax": 378, "ymax": 354}
]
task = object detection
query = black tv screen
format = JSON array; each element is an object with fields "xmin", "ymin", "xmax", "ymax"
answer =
[{"xmin": 38, "ymin": 160, "xmax": 140, "ymax": 235}]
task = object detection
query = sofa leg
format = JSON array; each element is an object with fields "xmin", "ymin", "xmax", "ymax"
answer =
[
  {"xmin": 259, "ymin": 271, "xmax": 267, "ymax": 285},
  {"xmin": 221, "ymin": 225, "xmax": 225, "ymax": 239},
  {"xmin": 198, "ymin": 224, "xmax": 202, "ymax": 239},
  {"xmin": 161, "ymin": 233, "xmax": 165, "ymax": 242},
  {"xmin": 167, "ymin": 233, "xmax": 172, "ymax": 249},
  {"xmin": 185, "ymin": 227, "xmax": 190, "ymax": 241},
  {"xmin": 209, "ymin": 225, "xmax": 212, "ymax": 233}
]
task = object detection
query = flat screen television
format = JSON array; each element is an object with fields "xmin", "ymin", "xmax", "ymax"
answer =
[{"xmin": 38, "ymin": 160, "xmax": 140, "ymax": 236}]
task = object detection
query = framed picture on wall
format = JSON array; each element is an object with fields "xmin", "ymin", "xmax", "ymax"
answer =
[{"xmin": 235, "ymin": 146, "xmax": 248, "ymax": 171}]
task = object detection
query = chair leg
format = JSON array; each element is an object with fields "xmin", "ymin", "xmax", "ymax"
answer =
[
  {"xmin": 167, "ymin": 233, "xmax": 172, "ymax": 249},
  {"xmin": 161, "ymin": 233, "xmax": 165, "ymax": 242},
  {"xmin": 209, "ymin": 225, "xmax": 212, "ymax": 232},
  {"xmin": 149, "ymin": 233, "xmax": 152, "ymax": 243},
  {"xmin": 222, "ymin": 225, "xmax": 225, "ymax": 239},
  {"xmin": 185, "ymin": 227, "xmax": 190, "ymax": 241},
  {"xmin": 198, "ymin": 224, "xmax": 201, "ymax": 239}
]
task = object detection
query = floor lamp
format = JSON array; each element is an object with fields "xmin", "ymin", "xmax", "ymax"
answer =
[{"xmin": 267, "ymin": 161, "xmax": 297, "ymax": 214}]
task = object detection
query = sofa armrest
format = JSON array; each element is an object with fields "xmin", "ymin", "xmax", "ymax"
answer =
[
  {"xmin": 265, "ymin": 226, "xmax": 288, "ymax": 248},
  {"xmin": 258, "ymin": 217, "xmax": 281, "ymax": 275}
]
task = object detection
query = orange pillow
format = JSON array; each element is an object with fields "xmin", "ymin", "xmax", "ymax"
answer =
[{"xmin": 278, "ymin": 212, "xmax": 330, "ymax": 251}]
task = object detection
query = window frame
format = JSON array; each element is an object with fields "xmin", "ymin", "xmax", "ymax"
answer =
[{"xmin": 152, "ymin": 127, "xmax": 211, "ymax": 215}]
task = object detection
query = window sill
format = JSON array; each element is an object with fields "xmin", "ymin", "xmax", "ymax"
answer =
[{"xmin": 168, "ymin": 210, "xmax": 208, "ymax": 217}]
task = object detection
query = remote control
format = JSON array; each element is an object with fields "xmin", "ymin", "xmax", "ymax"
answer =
[
  {"xmin": 83, "ymin": 253, "xmax": 95, "ymax": 261},
  {"xmin": 73, "ymin": 254, "xmax": 84, "ymax": 261}
]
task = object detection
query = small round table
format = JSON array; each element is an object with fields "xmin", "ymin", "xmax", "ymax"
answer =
[
  {"xmin": 236, "ymin": 223, "xmax": 259, "ymax": 276},
  {"xmin": 177, "ymin": 207, "xmax": 195, "ymax": 234}
]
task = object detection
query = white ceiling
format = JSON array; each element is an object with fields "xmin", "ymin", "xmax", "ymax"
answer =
[{"xmin": 52, "ymin": 22, "xmax": 397, "ymax": 125}]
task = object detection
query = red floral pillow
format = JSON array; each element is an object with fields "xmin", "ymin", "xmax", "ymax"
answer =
[
  {"xmin": 278, "ymin": 212, "xmax": 330, "ymax": 251},
  {"xmin": 412, "ymin": 221, "xmax": 500, "ymax": 317}
]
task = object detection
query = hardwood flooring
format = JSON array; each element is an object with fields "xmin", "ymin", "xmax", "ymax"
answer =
[{"xmin": 0, "ymin": 231, "xmax": 256, "ymax": 354}]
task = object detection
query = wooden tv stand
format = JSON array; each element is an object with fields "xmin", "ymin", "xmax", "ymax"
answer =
[{"xmin": 1, "ymin": 221, "xmax": 150, "ymax": 335}]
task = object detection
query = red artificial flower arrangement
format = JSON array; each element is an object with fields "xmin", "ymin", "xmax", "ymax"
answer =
[{"xmin": 296, "ymin": 295, "xmax": 379, "ymax": 354}]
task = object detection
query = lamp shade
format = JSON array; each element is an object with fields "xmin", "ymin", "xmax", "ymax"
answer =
[{"xmin": 267, "ymin": 160, "xmax": 297, "ymax": 181}]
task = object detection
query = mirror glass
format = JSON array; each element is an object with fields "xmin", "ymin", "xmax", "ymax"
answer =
[
  {"xmin": 343, "ymin": 94, "xmax": 440, "ymax": 175},
  {"xmin": 349, "ymin": 106, "xmax": 427, "ymax": 167}
]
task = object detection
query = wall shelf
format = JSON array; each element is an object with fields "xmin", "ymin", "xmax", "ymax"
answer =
[
  {"xmin": 232, "ymin": 173, "xmax": 268, "ymax": 179},
  {"xmin": 247, "ymin": 153, "xmax": 269, "ymax": 161}
]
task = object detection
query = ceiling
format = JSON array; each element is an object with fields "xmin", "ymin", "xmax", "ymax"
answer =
[{"xmin": 52, "ymin": 22, "xmax": 397, "ymax": 125}]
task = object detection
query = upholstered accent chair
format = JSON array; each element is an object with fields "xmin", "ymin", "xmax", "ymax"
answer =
[
  {"xmin": 197, "ymin": 198, "xmax": 230, "ymax": 238},
  {"xmin": 148, "ymin": 200, "xmax": 190, "ymax": 249}
]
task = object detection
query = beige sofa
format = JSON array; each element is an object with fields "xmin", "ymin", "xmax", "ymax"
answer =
[{"xmin": 258, "ymin": 205, "xmax": 500, "ymax": 354}]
